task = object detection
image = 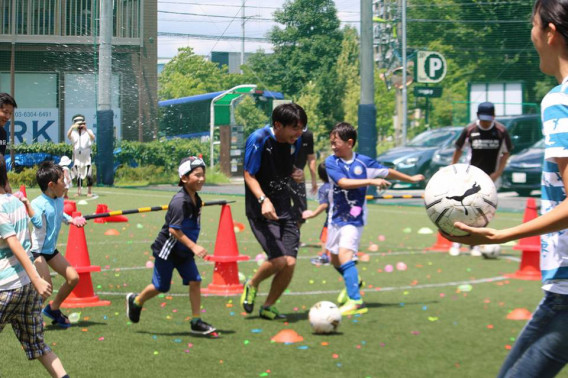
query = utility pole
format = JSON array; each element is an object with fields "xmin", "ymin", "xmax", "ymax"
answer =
[
  {"xmin": 97, "ymin": 0, "xmax": 114, "ymax": 185},
  {"xmin": 241, "ymin": 0, "xmax": 246, "ymax": 73},
  {"xmin": 359, "ymin": 0, "xmax": 377, "ymax": 194},
  {"xmin": 401, "ymin": 0, "xmax": 408, "ymax": 146}
]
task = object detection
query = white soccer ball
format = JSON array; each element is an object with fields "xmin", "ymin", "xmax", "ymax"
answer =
[
  {"xmin": 424, "ymin": 164, "xmax": 498, "ymax": 236},
  {"xmin": 480, "ymin": 244, "xmax": 501, "ymax": 259},
  {"xmin": 309, "ymin": 301, "xmax": 342, "ymax": 334}
]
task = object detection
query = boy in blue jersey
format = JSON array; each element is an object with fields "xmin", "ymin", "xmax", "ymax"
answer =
[
  {"xmin": 31, "ymin": 161, "xmax": 86, "ymax": 328},
  {"xmin": 0, "ymin": 156, "xmax": 69, "ymax": 377},
  {"xmin": 126, "ymin": 156, "xmax": 216, "ymax": 335},
  {"xmin": 326, "ymin": 122, "xmax": 425, "ymax": 315},
  {"xmin": 240, "ymin": 103, "xmax": 306, "ymax": 320}
]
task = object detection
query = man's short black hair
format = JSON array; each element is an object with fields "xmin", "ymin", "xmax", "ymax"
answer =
[
  {"xmin": 330, "ymin": 122, "xmax": 357, "ymax": 147},
  {"xmin": 271, "ymin": 103, "xmax": 308, "ymax": 129},
  {"xmin": 36, "ymin": 161, "xmax": 64, "ymax": 192},
  {"xmin": 0, "ymin": 93, "xmax": 17, "ymax": 109}
]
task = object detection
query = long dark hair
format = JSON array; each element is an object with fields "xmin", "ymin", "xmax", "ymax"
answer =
[{"xmin": 534, "ymin": 0, "xmax": 568, "ymax": 47}]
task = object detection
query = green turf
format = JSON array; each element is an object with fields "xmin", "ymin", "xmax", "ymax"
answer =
[{"xmin": 1, "ymin": 187, "xmax": 559, "ymax": 377}]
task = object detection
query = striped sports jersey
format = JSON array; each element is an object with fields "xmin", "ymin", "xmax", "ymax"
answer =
[
  {"xmin": 151, "ymin": 188, "xmax": 201, "ymax": 262},
  {"xmin": 244, "ymin": 125, "xmax": 301, "ymax": 220},
  {"xmin": 0, "ymin": 194, "xmax": 33, "ymax": 291},
  {"xmin": 541, "ymin": 76, "xmax": 568, "ymax": 293},
  {"xmin": 325, "ymin": 153, "xmax": 389, "ymax": 227}
]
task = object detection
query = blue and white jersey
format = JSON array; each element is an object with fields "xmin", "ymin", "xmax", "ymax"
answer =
[
  {"xmin": 244, "ymin": 125, "xmax": 302, "ymax": 220},
  {"xmin": 541, "ymin": 76, "xmax": 568, "ymax": 293},
  {"xmin": 325, "ymin": 153, "xmax": 389, "ymax": 227}
]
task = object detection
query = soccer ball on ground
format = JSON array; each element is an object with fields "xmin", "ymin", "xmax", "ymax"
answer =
[
  {"xmin": 480, "ymin": 244, "xmax": 501, "ymax": 259},
  {"xmin": 424, "ymin": 164, "xmax": 498, "ymax": 236},
  {"xmin": 309, "ymin": 301, "xmax": 342, "ymax": 334}
]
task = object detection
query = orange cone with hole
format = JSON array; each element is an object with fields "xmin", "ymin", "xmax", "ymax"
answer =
[
  {"xmin": 201, "ymin": 204, "xmax": 249, "ymax": 295},
  {"xmin": 60, "ymin": 211, "xmax": 110, "ymax": 308},
  {"xmin": 506, "ymin": 198, "xmax": 541, "ymax": 281},
  {"xmin": 19, "ymin": 185, "xmax": 27, "ymax": 198},
  {"xmin": 63, "ymin": 200, "xmax": 77, "ymax": 216},
  {"xmin": 426, "ymin": 231, "xmax": 453, "ymax": 251},
  {"xmin": 93, "ymin": 203, "xmax": 129, "ymax": 223}
]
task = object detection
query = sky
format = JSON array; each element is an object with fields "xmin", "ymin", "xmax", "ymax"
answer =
[{"xmin": 157, "ymin": 0, "xmax": 362, "ymax": 58}]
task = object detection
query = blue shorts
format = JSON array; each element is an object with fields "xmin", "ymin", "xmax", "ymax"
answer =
[{"xmin": 151, "ymin": 256, "xmax": 201, "ymax": 293}]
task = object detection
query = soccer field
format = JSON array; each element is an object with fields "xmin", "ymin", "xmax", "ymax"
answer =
[{"xmin": 1, "ymin": 187, "xmax": 554, "ymax": 378}]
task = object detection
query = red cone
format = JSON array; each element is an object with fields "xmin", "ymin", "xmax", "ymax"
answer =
[
  {"xmin": 93, "ymin": 203, "xmax": 128, "ymax": 223},
  {"xmin": 60, "ymin": 211, "xmax": 110, "ymax": 308},
  {"xmin": 506, "ymin": 198, "xmax": 541, "ymax": 281},
  {"xmin": 202, "ymin": 204, "xmax": 249, "ymax": 295}
]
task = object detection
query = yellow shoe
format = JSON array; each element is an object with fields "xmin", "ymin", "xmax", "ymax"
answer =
[
  {"xmin": 337, "ymin": 277, "xmax": 365, "ymax": 305},
  {"xmin": 339, "ymin": 299, "xmax": 368, "ymax": 316}
]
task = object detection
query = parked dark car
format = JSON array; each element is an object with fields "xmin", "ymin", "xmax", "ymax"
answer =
[
  {"xmin": 376, "ymin": 126, "xmax": 463, "ymax": 188},
  {"xmin": 501, "ymin": 138, "xmax": 544, "ymax": 196},
  {"xmin": 429, "ymin": 114, "xmax": 543, "ymax": 178}
]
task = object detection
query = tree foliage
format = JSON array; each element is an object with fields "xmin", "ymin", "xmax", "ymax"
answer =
[{"xmin": 158, "ymin": 47, "xmax": 243, "ymax": 100}]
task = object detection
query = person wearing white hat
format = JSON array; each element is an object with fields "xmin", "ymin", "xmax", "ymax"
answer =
[
  {"xmin": 66, "ymin": 114, "xmax": 94, "ymax": 197},
  {"xmin": 58, "ymin": 156, "xmax": 72, "ymax": 199}
]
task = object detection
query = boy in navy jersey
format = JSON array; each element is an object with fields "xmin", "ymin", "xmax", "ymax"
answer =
[
  {"xmin": 240, "ymin": 103, "xmax": 306, "ymax": 320},
  {"xmin": 126, "ymin": 156, "xmax": 216, "ymax": 335},
  {"xmin": 325, "ymin": 122, "xmax": 424, "ymax": 315}
]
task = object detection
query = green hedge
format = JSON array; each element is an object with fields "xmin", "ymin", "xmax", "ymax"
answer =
[
  {"xmin": 7, "ymin": 139, "xmax": 214, "ymax": 187},
  {"xmin": 10, "ymin": 138, "xmax": 211, "ymax": 170}
]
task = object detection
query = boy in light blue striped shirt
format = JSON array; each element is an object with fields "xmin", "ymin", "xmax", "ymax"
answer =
[{"xmin": 0, "ymin": 154, "xmax": 69, "ymax": 376}]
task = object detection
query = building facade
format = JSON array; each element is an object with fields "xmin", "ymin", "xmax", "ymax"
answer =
[{"xmin": 0, "ymin": 0, "xmax": 157, "ymax": 143}]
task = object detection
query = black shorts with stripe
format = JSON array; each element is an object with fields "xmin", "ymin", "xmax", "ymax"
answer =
[{"xmin": 248, "ymin": 218, "xmax": 300, "ymax": 260}]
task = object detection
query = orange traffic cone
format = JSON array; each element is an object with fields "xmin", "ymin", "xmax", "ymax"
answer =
[
  {"xmin": 506, "ymin": 198, "xmax": 541, "ymax": 281},
  {"xmin": 506, "ymin": 308, "xmax": 532, "ymax": 320},
  {"xmin": 93, "ymin": 203, "xmax": 128, "ymax": 223},
  {"xmin": 64, "ymin": 200, "xmax": 77, "ymax": 216},
  {"xmin": 60, "ymin": 211, "xmax": 111, "ymax": 308},
  {"xmin": 201, "ymin": 204, "xmax": 250, "ymax": 295},
  {"xmin": 19, "ymin": 185, "xmax": 27, "ymax": 198},
  {"xmin": 426, "ymin": 231, "xmax": 453, "ymax": 251}
]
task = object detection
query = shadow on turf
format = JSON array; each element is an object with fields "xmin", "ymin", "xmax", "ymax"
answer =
[
  {"xmin": 135, "ymin": 329, "xmax": 236, "ymax": 338},
  {"xmin": 45, "ymin": 320, "xmax": 106, "ymax": 330}
]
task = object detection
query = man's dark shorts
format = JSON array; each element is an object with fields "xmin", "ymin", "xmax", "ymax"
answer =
[{"xmin": 249, "ymin": 218, "xmax": 300, "ymax": 260}]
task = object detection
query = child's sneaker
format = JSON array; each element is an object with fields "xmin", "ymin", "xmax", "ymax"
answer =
[
  {"xmin": 339, "ymin": 299, "xmax": 368, "ymax": 316},
  {"xmin": 470, "ymin": 245, "xmax": 482, "ymax": 257},
  {"xmin": 43, "ymin": 304, "xmax": 71, "ymax": 328},
  {"xmin": 126, "ymin": 293, "xmax": 142, "ymax": 323},
  {"xmin": 310, "ymin": 255, "xmax": 330, "ymax": 266},
  {"xmin": 240, "ymin": 281, "xmax": 257, "ymax": 314},
  {"xmin": 337, "ymin": 277, "xmax": 365, "ymax": 305},
  {"xmin": 449, "ymin": 242, "xmax": 461, "ymax": 256},
  {"xmin": 259, "ymin": 305, "xmax": 287, "ymax": 320},
  {"xmin": 190, "ymin": 318, "xmax": 216, "ymax": 335}
]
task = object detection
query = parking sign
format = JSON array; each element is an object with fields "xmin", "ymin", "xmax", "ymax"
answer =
[{"xmin": 416, "ymin": 51, "xmax": 447, "ymax": 83}]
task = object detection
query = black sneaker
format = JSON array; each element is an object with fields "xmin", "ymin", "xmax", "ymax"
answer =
[
  {"xmin": 126, "ymin": 293, "xmax": 142, "ymax": 323},
  {"xmin": 190, "ymin": 319, "xmax": 216, "ymax": 335},
  {"xmin": 240, "ymin": 281, "xmax": 257, "ymax": 314}
]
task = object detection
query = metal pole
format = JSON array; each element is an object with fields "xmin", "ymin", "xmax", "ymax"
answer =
[
  {"xmin": 97, "ymin": 0, "xmax": 114, "ymax": 185},
  {"xmin": 401, "ymin": 0, "xmax": 408, "ymax": 146},
  {"xmin": 359, "ymin": 0, "xmax": 377, "ymax": 195},
  {"xmin": 241, "ymin": 0, "xmax": 245, "ymax": 73}
]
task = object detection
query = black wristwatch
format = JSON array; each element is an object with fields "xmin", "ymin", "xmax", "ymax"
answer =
[{"xmin": 258, "ymin": 195, "xmax": 266, "ymax": 204}]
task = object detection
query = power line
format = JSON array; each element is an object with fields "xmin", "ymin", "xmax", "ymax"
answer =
[
  {"xmin": 158, "ymin": 0, "xmax": 360, "ymax": 14},
  {"xmin": 158, "ymin": 32, "xmax": 269, "ymax": 42}
]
